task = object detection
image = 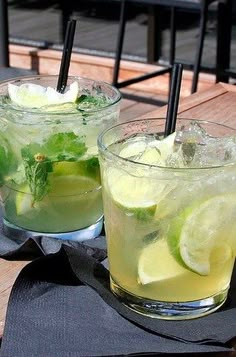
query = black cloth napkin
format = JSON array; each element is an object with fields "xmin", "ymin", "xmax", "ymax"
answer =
[{"xmin": 1, "ymin": 244, "xmax": 236, "ymax": 356}]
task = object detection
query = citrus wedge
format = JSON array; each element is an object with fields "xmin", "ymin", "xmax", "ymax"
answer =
[
  {"xmin": 8, "ymin": 81, "xmax": 79, "ymax": 108},
  {"xmin": 138, "ymin": 238, "xmax": 186, "ymax": 284},
  {"xmin": 176, "ymin": 194, "xmax": 236, "ymax": 275},
  {"xmin": 137, "ymin": 132, "xmax": 176, "ymax": 165},
  {"xmin": 106, "ymin": 167, "xmax": 163, "ymax": 221},
  {"xmin": 106, "ymin": 134, "xmax": 176, "ymax": 221}
]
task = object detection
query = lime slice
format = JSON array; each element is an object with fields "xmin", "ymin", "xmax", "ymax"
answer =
[
  {"xmin": 119, "ymin": 132, "xmax": 176, "ymax": 165},
  {"xmin": 53, "ymin": 157, "xmax": 100, "ymax": 181},
  {"xmin": 8, "ymin": 81, "xmax": 79, "ymax": 108},
  {"xmin": 16, "ymin": 175, "xmax": 99, "ymax": 215},
  {"xmin": 175, "ymin": 194, "xmax": 236, "ymax": 275},
  {"xmin": 106, "ymin": 133, "xmax": 176, "ymax": 221},
  {"xmin": 137, "ymin": 132, "xmax": 176, "ymax": 165},
  {"xmin": 106, "ymin": 168, "xmax": 160, "ymax": 221},
  {"xmin": 138, "ymin": 238, "xmax": 186, "ymax": 284},
  {"xmin": 107, "ymin": 169, "xmax": 156, "ymax": 209},
  {"xmin": 106, "ymin": 165, "xmax": 174, "ymax": 221}
]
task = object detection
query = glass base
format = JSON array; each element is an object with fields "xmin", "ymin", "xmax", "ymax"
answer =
[
  {"xmin": 3, "ymin": 216, "xmax": 104, "ymax": 243},
  {"xmin": 110, "ymin": 277, "xmax": 228, "ymax": 320}
]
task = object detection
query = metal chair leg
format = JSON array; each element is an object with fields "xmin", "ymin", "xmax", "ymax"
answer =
[
  {"xmin": 0, "ymin": 0, "xmax": 10, "ymax": 67},
  {"xmin": 191, "ymin": 0, "xmax": 208, "ymax": 93},
  {"xmin": 216, "ymin": 0, "xmax": 232, "ymax": 83},
  {"xmin": 112, "ymin": 0, "xmax": 127, "ymax": 86}
]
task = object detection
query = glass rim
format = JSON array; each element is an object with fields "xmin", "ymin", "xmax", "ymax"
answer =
[
  {"xmin": 97, "ymin": 117, "xmax": 236, "ymax": 171},
  {"xmin": 0, "ymin": 74, "xmax": 122, "ymax": 115}
]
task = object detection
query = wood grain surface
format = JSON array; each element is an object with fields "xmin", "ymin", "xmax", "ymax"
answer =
[{"xmin": 0, "ymin": 259, "xmax": 28, "ymax": 336}]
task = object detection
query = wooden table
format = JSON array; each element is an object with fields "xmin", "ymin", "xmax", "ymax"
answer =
[{"xmin": 1, "ymin": 82, "xmax": 236, "ymax": 355}]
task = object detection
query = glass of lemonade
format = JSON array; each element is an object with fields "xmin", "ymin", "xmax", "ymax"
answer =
[
  {"xmin": 98, "ymin": 118, "xmax": 236, "ymax": 320},
  {"xmin": 0, "ymin": 75, "xmax": 121, "ymax": 241}
]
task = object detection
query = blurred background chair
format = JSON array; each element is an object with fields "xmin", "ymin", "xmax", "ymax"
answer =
[
  {"xmin": 111, "ymin": 0, "xmax": 232, "ymax": 104},
  {"xmin": 2, "ymin": 0, "xmax": 232, "ymax": 96},
  {"xmin": 0, "ymin": 0, "xmax": 37, "ymax": 80}
]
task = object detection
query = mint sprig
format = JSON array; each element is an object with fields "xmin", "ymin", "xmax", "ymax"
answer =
[
  {"xmin": 21, "ymin": 132, "xmax": 87, "ymax": 203},
  {"xmin": 22, "ymin": 154, "xmax": 53, "ymax": 203}
]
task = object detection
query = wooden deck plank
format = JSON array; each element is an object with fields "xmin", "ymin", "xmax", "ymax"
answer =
[
  {"xmin": 120, "ymin": 101, "xmax": 158, "ymax": 122},
  {"xmin": 138, "ymin": 82, "xmax": 229, "ymax": 119},
  {"xmin": 0, "ymin": 259, "xmax": 28, "ymax": 336},
  {"xmin": 177, "ymin": 92, "xmax": 236, "ymax": 127}
]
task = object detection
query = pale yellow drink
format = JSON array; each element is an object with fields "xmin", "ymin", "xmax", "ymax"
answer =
[{"xmin": 98, "ymin": 119, "xmax": 236, "ymax": 319}]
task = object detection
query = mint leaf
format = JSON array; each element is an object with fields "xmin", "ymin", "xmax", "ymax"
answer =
[
  {"xmin": 22, "ymin": 132, "xmax": 87, "ymax": 162},
  {"xmin": 44, "ymin": 132, "xmax": 87, "ymax": 160},
  {"xmin": 76, "ymin": 94, "xmax": 108, "ymax": 111},
  {"xmin": 22, "ymin": 154, "xmax": 52, "ymax": 203},
  {"xmin": 0, "ymin": 135, "xmax": 17, "ymax": 185},
  {"xmin": 85, "ymin": 156, "xmax": 99, "ymax": 174},
  {"xmin": 76, "ymin": 157, "xmax": 100, "ymax": 181},
  {"xmin": 76, "ymin": 94, "xmax": 88, "ymax": 105},
  {"xmin": 21, "ymin": 132, "xmax": 87, "ymax": 202}
]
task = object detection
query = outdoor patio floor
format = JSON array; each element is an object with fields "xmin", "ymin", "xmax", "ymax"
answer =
[{"xmin": 8, "ymin": 1, "xmax": 236, "ymax": 73}]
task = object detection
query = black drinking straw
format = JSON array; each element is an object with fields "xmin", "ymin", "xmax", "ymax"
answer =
[
  {"xmin": 56, "ymin": 19, "xmax": 77, "ymax": 93},
  {"xmin": 164, "ymin": 63, "xmax": 183, "ymax": 137}
]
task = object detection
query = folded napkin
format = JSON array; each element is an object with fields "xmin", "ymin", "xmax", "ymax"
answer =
[{"xmin": 1, "ymin": 245, "xmax": 236, "ymax": 356}]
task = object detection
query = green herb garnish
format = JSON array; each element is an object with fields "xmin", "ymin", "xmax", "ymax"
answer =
[
  {"xmin": 22, "ymin": 153, "xmax": 53, "ymax": 203},
  {"xmin": 0, "ymin": 135, "xmax": 17, "ymax": 185},
  {"xmin": 21, "ymin": 132, "xmax": 87, "ymax": 203}
]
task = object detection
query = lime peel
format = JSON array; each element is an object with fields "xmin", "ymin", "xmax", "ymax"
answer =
[{"xmin": 177, "ymin": 194, "xmax": 236, "ymax": 276}]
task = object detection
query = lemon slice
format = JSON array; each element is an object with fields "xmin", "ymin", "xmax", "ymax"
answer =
[
  {"xmin": 178, "ymin": 194, "xmax": 236, "ymax": 275},
  {"xmin": 16, "ymin": 175, "xmax": 99, "ymax": 215},
  {"xmin": 8, "ymin": 81, "xmax": 79, "ymax": 108},
  {"xmin": 138, "ymin": 239, "xmax": 186, "ymax": 284}
]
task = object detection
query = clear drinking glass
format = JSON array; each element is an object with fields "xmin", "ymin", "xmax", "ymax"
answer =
[
  {"xmin": 0, "ymin": 75, "xmax": 121, "ymax": 241},
  {"xmin": 98, "ymin": 118, "xmax": 236, "ymax": 320}
]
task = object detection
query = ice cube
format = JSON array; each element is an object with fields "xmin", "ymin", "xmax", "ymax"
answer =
[
  {"xmin": 171, "ymin": 120, "xmax": 236, "ymax": 168},
  {"xmin": 137, "ymin": 132, "xmax": 176, "ymax": 166},
  {"xmin": 119, "ymin": 138, "xmax": 147, "ymax": 159},
  {"xmin": 173, "ymin": 121, "xmax": 208, "ymax": 166},
  {"xmin": 193, "ymin": 136, "xmax": 236, "ymax": 167}
]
